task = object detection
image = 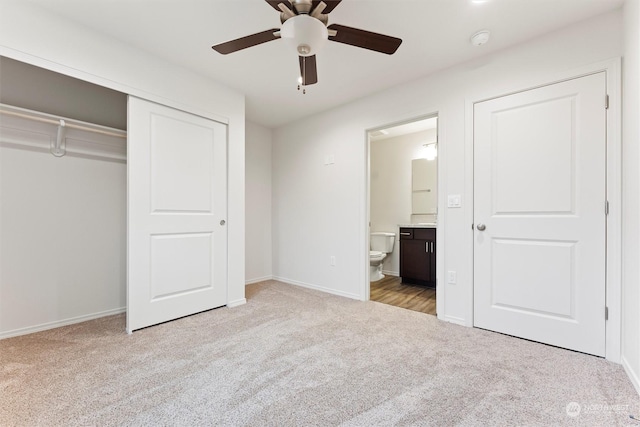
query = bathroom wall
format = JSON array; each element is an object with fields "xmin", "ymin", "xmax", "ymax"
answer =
[
  {"xmin": 370, "ymin": 129, "xmax": 437, "ymax": 276},
  {"xmin": 246, "ymin": 121, "xmax": 273, "ymax": 284}
]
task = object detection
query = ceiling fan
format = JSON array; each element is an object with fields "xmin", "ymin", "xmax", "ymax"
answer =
[{"xmin": 211, "ymin": 0, "xmax": 402, "ymax": 90}]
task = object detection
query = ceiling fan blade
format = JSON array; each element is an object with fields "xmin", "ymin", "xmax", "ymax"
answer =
[
  {"xmin": 212, "ymin": 29, "xmax": 280, "ymax": 54},
  {"xmin": 328, "ymin": 24, "xmax": 402, "ymax": 55},
  {"xmin": 265, "ymin": 1, "xmax": 290, "ymax": 11},
  {"xmin": 312, "ymin": 0, "xmax": 342, "ymax": 13},
  {"xmin": 299, "ymin": 55, "xmax": 318, "ymax": 85}
]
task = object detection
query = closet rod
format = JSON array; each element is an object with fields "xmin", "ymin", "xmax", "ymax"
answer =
[{"xmin": 0, "ymin": 108, "xmax": 126, "ymax": 139}]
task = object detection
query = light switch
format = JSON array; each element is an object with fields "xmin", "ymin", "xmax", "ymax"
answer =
[
  {"xmin": 447, "ymin": 271, "xmax": 457, "ymax": 284},
  {"xmin": 448, "ymin": 194, "xmax": 461, "ymax": 208}
]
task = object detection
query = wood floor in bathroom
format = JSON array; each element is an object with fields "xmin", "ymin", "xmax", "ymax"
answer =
[{"xmin": 370, "ymin": 276, "xmax": 436, "ymax": 316}]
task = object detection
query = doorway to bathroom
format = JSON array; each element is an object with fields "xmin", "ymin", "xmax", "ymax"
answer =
[{"xmin": 367, "ymin": 115, "xmax": 438, "ymax": 316}]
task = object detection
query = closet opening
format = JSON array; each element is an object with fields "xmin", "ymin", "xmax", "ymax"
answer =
[{"xmin": 0, "ymin": 56, "xmax": 128, "ymax": 339}]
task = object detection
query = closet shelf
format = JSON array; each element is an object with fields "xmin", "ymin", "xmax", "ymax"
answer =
[{"xmin": 0, "ymin": 103, "xmax": 127, "ymax": 162}]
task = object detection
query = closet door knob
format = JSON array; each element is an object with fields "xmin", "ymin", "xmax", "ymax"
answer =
[
  {"xmin": 476, "ymin": 223, "xmax": 486, "ymax": 231},
  {"xmin": 220, "ymin": 220, "xmax": 226, "ymax": 226}
]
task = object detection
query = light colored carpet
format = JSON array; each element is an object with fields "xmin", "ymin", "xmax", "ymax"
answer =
[{"xmin": 1, "ymin": 280, "xmax": 638, "ymax": 426}]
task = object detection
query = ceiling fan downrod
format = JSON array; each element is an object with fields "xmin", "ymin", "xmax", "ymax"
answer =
[{"xmin": 298, "ymin": 55, "xmax": 308, "ymax": 94}]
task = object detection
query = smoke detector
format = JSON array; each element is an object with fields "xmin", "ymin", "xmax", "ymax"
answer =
[{"xmin": 470, "ymin": 30, "xmax": 491, "ymax": 46}]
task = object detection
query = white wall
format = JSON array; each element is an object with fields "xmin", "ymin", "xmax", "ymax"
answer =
[
  {"xmin": 245, "ymin": 121, "xmax": 273, "ymax": 284},
  {"xmin": 0, "ymin": 144, "xmax": 126, "ymax": 337},
  {"xmin": 272, "ymin": 10, "xmax": 623, "ymax": 318},
  {"xmin": 0, "ymin": 1, "xmax": 247, "ymax": 307},
  {"xmin": 622, "ymin": 0, "xmax": 640, "ymax": 393},
  {"xmin": 370, "ymin": 129, "xmax": 437, "ymax": 275}
]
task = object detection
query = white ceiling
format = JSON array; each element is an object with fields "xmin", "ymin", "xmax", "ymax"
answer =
[{"xmin": 24, "ymin": 0, "xmax": 624, "ymax": 128}]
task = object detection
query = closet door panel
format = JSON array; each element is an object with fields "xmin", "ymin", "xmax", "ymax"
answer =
[
  {"xmin": 150, "ymin": 114, "xmax": 214, "ymax": 213},
  {"xmin": 127, "ymin": 97, "xmax": 227, "ymax": 332}
]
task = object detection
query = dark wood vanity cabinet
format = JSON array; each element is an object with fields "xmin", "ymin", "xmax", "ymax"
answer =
[{"xmin": 399, "ymin": 227, "xmax": 436, "ymax": 287}]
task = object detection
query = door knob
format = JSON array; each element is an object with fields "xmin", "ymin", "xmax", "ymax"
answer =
[
  {"xmin": 220, "ymin": 220, "xmax": 226, "ymax": 226},
  {"xmin": 476, "ymin": 223, "xmax": 486, "ymax": 231}
]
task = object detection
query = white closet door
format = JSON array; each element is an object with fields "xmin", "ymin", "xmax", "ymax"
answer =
[
  {"xmin": 127, "ymin": 97, "xmax": 227, "ymax": 332},
  {"xmin": 473, "ymin": 73, "xmax": 607, "ymax": 356}
]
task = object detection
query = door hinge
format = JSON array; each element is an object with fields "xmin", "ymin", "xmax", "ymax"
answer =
[
  {"xmin": 605, "ymin": 94, "xmax": 610, "ymax": 110},
  {"xmin": 605, "ymin": 200, "xmax": 610, "ymax": 216},
  {"xmin": 605, "ymin": 306, "xmax": 609, "ymax": 321}
]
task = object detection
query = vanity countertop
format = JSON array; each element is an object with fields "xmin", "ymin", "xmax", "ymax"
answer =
[{"xmin": 398, "ymin": 223, "xmax": 437, "ymax": 229}]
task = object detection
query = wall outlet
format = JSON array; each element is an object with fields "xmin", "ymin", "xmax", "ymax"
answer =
[
  {"xmin": 330, "ymin": 256, "xmax": 336, "ymax": 266},
  {"xmin": 447, "ymin": 271, "xmax": 457, "ymax": 284}
]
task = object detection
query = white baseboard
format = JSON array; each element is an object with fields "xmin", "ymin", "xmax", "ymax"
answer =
[
  {"xmin": 245, "ymin": 275, "xmax": 273, "ymax": 285},
  {"xmin": 622, "ymin": 356, "xmax": 640, "ymax": 396},
  {"xmin": 273, "ymin": 276, "xmax": 361, "ymax": 300},
  {"xmin": 227, "ymin": 298, "xmax": 247, "ymax": 308},
  {"xmin": 382, "ymin": 270, "xmax": 399, "ymax": 277},
  {"xmin": 443, "ymin": 315, "xmax": 467, "ymax": 326},
  {"xmin": 0, "ymin": 307, "xmax": 125, "ymax": 340}
]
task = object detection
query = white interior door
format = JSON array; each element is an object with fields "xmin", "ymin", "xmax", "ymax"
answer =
[
  {"xmin": 127, "ymin": 97, "xmax": 227, "ymax": 332},
  {"xmin": 473, "ymin": 73, "xmax": 607, "ymax": 356}
]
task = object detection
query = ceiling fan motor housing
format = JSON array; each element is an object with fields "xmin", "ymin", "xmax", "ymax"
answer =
[
  {"xmin": 281, "ymin": 15, "xmax": 329, "ymax": 57},
  {"xmin": 291, "ymin": 0, "xmax": 313, "ymax": 14}
]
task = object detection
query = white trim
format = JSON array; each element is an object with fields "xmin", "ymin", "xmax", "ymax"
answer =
[
  {"xmin": 274, "ymin": 276, "xmax": 361, "ymax": 300},
  {"xmin": 0, "ymin": 104, "xmax": 127, "ymax": 163},
  {"xmin": 604, "ymin": 58, "xmax": 623, "ymax": 363},
  {"xmin": 381, "ymin": 270, "xmax": 399, "ymax": 277},
  {"xmin": 466, "ymin": 57, "xmax": 623, "ymax": 362},
  {"xmin": 622, "ymin": 356, "xmax": 640, "ymax": 396},
  {"xmin": 464, "ymin": 99, "xmax": 475, "ymax": 328},
  {"xmin": 227, "ymin": 298, "xmax": 247, "ymax": 308},
  {"xmin": 245, "ymin": 276, "xmax": 273, "ymax": 285},
  {"xmin": 444, "ymin": 315, "xmax": 467, "ymax": 326},
  {"xmin": 0, "ymin": 307, "xmax": 125, "ymax": 340},
  {"xmin": 435, "ymin": 114, "xmax": 446, "ymax": 322},
  {"xmin": 363, "ymin": 129, "xmax": 372, "ymax": 301}
]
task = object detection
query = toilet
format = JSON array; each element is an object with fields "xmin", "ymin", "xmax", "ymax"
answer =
[{"xmin": 370, "ymin": 232, "xmax": 396, "ymax": 282}]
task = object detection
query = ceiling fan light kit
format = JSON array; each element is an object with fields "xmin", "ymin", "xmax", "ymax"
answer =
[
  {"xmin": 281, "ymin": 14, "xmax": 329, "ymax": 57},
  {"xmin": 211, "ymin": 0, "xmax": 403, "ymax": 92}
]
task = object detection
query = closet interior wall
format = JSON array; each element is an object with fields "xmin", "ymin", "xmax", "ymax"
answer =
[{"xmin": 0, "ymin": 57, "xmax": 128, "ymax": 338}]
